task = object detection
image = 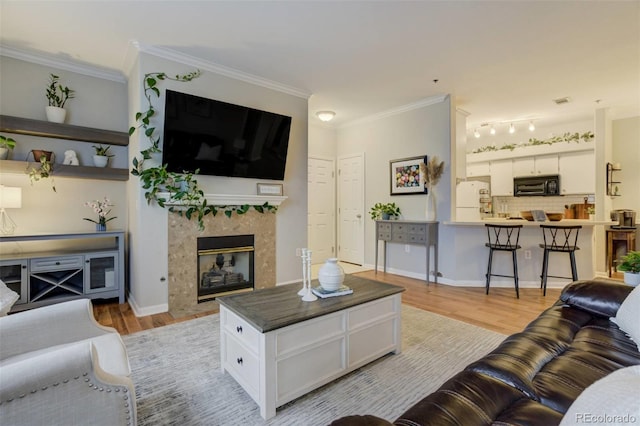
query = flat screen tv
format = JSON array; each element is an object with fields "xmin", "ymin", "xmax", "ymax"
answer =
[{"xmin": 162, "ymin": 90, "xmax": 292, "ymax": 180}]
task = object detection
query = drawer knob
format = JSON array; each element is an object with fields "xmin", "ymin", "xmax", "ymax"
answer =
[
  {"xmin": 55, "ymin": 262, "xmax": 61, "ymax": 265},
  {"xmin": 236, "ymin": 357, "xmax": 243, "ymax": 365},
  {"xmin": 236, "ymin": 326, "xmax": 243, "ymax": 334}
]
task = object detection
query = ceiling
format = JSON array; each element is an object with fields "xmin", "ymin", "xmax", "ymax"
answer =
[{"xmin": 1, "ymin": 1, "xmax": 639, "ymax": 131}]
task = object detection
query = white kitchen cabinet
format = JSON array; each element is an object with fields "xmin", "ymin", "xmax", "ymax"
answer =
[
  {"xmin": 512, "ymin": 154, "xmax": 558, "ymax": 177},
  {"xmin": 490, "ymin": 159, "xmax": 514, "ymax": 196},
  {"xmin": 467, "ymin": 161, "xmax": 490, "ymax": 177},
  {"xmin": 559, "ymin": 151, "xmax": 595, "ymax": 194}
]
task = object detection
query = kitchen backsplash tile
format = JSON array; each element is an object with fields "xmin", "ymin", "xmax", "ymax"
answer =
[{"xmin": 495, "ymin": 195, "xmax": 593, "ymax": 217}]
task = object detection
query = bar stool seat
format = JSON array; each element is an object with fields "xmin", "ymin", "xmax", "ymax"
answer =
[
  {"xmin": 539, "ymin": 225, "xmax": 582, "ymax": 296},
  {"xmin": 485, "ymin": 224, "xmax": 522, "ymax": 298}
]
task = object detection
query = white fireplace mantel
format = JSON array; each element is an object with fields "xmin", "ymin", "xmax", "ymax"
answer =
[{"xmin": 158, "ymin": 193, "xmax": 288, "ymax": 207}]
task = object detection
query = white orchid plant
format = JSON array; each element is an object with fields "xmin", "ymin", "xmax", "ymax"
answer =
[{"xmin": 83, "ymin": 197, "xmax": 117, "ymax": 226}]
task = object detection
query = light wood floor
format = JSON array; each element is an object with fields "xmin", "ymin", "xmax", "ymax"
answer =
[{"xmin": 93, "ymin": 271, "xmax": 562, "ymax": 336}]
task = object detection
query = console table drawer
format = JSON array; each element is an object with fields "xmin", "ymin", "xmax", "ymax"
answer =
[
  {"xmin": 223, "ymin": 309, "xmax": 260, "ymax": 352},
  {"xmin": 30, "ymin": 255, "xmax": 84, "ymax": 272},
  {"xmin": 391, "ymin": 233, "xmax": 407, "ymax": 242},
  {"xmin": 408, "ymin": 224, "xmax": 426, "ymax": 234},
  {"xmin": 408, "ymin": 234, "xmax": 426, "ymax": 243}
]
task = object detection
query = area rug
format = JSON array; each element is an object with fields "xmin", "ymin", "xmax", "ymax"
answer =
[{"xmin": 123, "ymin": 305, "xmax": 506, "ymax": 426}]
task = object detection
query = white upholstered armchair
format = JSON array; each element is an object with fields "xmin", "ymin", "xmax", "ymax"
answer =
[{"xmin": 0, "ymin": 299, "xmax": 136, "ymax": 425}]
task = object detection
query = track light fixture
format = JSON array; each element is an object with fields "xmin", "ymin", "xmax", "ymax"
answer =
[
  {"xmin": 509, "ymin": 123, "xmax": 515, "ymax": 134},
  {"xmin": 528, "ymin": 121, "xmax": 535, "ymax": 131},
  {"xmin": 474, "ymin": 129, "xmax": 480, "ymax": 138},
  {"xmin": 472, "ymin": 119, "xmax": 540, "ymax": 138},
  {"xmin": 490, "ymin": 125, "xmax": 496, "ymax": 135}
]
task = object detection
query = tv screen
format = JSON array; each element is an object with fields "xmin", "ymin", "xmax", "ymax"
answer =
[{"xmin": 162, "ymin": 90, "xmax": 292, "ymax": 180}]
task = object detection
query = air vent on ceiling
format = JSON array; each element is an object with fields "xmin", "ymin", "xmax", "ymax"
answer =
[{"xmin": 553, "ymin": 97, "xmax": 571, "ymax": 105}]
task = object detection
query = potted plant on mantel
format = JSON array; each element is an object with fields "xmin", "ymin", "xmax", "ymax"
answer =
[
  {"xmin": 45, "ymin": 73, "xmax": 75, "ymax": 123},
  {"xmin": 92, "ymin": 144, "xmax": 114, "ymax": 168},
  {"xmin": 618, "ymin": 251, "xmax": 640, "ymax": 287},
  {"xmin": 0, "ymin": 135, "xmax": 16, "ymax": 160},
  {"xmin": 370, "ymin": 202, "xmax": 401, "ymax": 220}
]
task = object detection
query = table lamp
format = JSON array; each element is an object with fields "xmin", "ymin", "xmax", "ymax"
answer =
[{"xmin": 0, "ymin": 185, "xmax": 22, "ymax": 235}]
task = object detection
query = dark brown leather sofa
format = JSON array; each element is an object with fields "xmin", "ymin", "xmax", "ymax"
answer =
[{"xmin": 331, "ymin": 279, "xmax": 640, "ymax": 426}]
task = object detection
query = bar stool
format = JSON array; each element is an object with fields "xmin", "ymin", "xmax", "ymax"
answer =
[
  {"xmin": 539, "ymin": 225, "xmax": 582, "ymax": 296},
  {"xmin": 485, "ymin": 224, "xmax": 522, "ymax": 298}
]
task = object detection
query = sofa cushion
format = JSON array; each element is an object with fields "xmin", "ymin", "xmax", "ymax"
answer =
[
  {"xmin": 559, "ymin": 365, "xmax": 640, "ymax": 426},
  {"xmin": 560, "ymin": 279, "xmax": 633, "ymax": 318},
  {"xmin": 0, "ymin": 279, "xmax": 19, "ymax": 316},
  {"xmin": 612, "ymin": 284, "xmax": 640, "ymax": 351}
]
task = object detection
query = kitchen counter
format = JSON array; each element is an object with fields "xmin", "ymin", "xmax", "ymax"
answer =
[{"xmin": 445, "ymin": 219, "xmax": 615, "ymax": 227}]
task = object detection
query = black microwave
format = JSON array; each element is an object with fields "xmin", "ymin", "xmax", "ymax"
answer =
[{"xmin": 513, "ymin": 175, "xmax": 560, "ymax": 196}]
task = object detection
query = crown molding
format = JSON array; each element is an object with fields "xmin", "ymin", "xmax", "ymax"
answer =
[
  {"xmin": 340, "ymin": 94, "xmax": 449, "ymax": 128},
  {"xmin": 0, "ymin": 44, "xmax": 126, "ymax": 83},
  {"xmin": 130, "ymin": 41, "xmax": 311, "ymax": 100}
]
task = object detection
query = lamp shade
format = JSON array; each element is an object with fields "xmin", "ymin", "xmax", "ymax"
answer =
[{"xmin": 0, "ymin": 186, "xmax": 22, "ymax": 209}]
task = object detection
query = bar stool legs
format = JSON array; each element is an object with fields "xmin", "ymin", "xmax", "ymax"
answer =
[
  {"xmin": 539, "ymin": 225, "xmax": 582, "ymax": 296},
  {"xmin": 485, "ymin": 224, "xmax": 522, "ymax": 299}
]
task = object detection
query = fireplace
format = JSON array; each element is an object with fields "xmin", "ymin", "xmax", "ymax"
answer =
[{"xmin": 197, "ymin": 234, "xmax": 254, "ymax": 302}]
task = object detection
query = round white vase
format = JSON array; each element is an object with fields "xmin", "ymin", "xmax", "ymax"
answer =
[
  {"xmin": 93, "ymin": 155, "xmax": 109, "ymax": 167},
  {"xmin": 45, "ymin": 106, "xmax": 67, "ymax": 123},
  {"xmin": 0, "ymin": 147, "xmax": 9, "ymax": 160},
  {"xmin": 318, "ymin": 258, "xmax": 345, "ymax": 291}
]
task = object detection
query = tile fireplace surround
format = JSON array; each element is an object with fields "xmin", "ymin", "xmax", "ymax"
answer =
[{"xmin": 167, "ymin": 210, "xmax": 276, "ymax": 318}]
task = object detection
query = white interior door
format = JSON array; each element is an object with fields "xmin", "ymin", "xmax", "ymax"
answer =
[
  {"xmin": 308, "ymin": 157, "xmax": 335, "ymax": 264},
  {"xmin": 338, "ymin": 153, "xmax": 365, "ymax": 265}
]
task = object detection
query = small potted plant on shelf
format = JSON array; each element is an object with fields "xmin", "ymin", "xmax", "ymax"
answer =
[
  {"xmin": 26, "ymin": 154, "xmax": 56, "ymax": 192},
  {"xmin": 45, "ymin": 73, "xmax": 75, "ymax": 123},
  {"xmin": 369, "ymin": 202, "xmax": 401, "ymax": 220},
  {"xmin": 0, "ymin": 135, "xmax": 16, "ymax": 160},
  {"xmin": 92, "ymin": 144, "xmax": 114, "ymax": 168},
  {"xmin": 618, "ymin": 251, "xmax": 640, "ymax": 287},
  {"xmin": 83, "ymin": 197, "xmax": 117, "ymax": 231}
]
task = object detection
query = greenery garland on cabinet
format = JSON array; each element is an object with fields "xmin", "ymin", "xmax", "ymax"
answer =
[
  {"xmin": 471, "ymin": 131, "xmax": 594, "ymax": 154},
  {"xmin": 129, "ymin": 70, "xmax": 277, "ymax": 230}
]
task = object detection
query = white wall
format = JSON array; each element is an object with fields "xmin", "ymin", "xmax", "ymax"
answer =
[
  {"xmin": 126, "ymin": 52, "xmax": 309, "ymax": 314},
  {"xmin": 309, "ymin": 123, "xmax": 337, "ymax": 158},
  {"xmin": 336, "ymin": 96, "xmax": 453, "ymax": 280},
  {"xmin": 612, "ymin": 116, "xmax": 640, "ymax": 214},
  {"xmin": 0, "ymin": 57, "xmax": 128, "ymax": 235}
]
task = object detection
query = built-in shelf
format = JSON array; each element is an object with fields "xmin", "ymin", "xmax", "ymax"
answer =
[
  {"xmin": 0, "ymin": 115, "xmax": 129, "ymax": 146},
  {"xmin": 606, "ymin": 162, "xmax": 622, "ymax": 197},
  {"xmin": 0, "ymin": 159, "xmax": 129, "ymax": 181}
]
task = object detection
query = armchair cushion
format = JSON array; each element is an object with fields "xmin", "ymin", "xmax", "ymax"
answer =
[
  {"xmin": 0, "ymin": 279, "xmax": 19, "ymax": 317},
  {"xmin": 560, "ymin": 279, "xmax": 633, "ymax": 318},
  {"xmin": 612, "ymin": 284, "xmax": 640, "ymax": 351}
]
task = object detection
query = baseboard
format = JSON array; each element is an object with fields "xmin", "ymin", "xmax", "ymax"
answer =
[{"xmin": 127, "ymin": 292, "xmax": 169, "ymax": 317}]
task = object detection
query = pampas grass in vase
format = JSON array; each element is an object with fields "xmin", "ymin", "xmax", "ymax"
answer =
[{"xmin": 419, "ymin": 156, "xmax": 445, "ymax": 220}]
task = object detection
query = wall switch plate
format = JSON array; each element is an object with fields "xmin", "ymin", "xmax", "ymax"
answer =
[
  {"xmin": 524, "ymin": 250, "xmax": 532, "ymax": 260},
  {"xmin": 404, "ymin": 244, "xmax": 410, "ymax": 253}
]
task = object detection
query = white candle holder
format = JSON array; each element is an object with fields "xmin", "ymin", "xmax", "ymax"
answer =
[
  {"xmin": 301, "ymin": 249, "xmax": 317, "ymax": 302},
  {"xmin": 298, "ymin": 248, "xmax": 307, "ymax": 296}
]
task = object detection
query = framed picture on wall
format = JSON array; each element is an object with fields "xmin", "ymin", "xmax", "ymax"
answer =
[{"xmin": 390, "ymin": 155, "xmax": 428, "ymax": 195}]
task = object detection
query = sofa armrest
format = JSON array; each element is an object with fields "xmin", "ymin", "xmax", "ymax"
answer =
[
  {"xmin": 0, "ymin": 341, "xmax": 136, "ymax": 426},
  {"xmin": 0, "ymin": 299, "xmax": 116, "ymax": 361},
  {"xmin": 560, "ymin": 279, "xmax": 633, "ymax": 318},
  {"xmin": 330, "ymin": 415, "xmax": 394, "ymax": 426}
]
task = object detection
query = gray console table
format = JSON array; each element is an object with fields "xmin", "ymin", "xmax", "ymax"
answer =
[
  {"xmin": 0, "ymin": 230, "xmax": 126, "ymax": 312},
  {"xmin": 375, "ymin": 220, "xmax": 439, "ymax": 283}
]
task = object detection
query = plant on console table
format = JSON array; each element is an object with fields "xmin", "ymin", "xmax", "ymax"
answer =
[
  {"xmin": 618, "ymin": 251, "xmax": 640, "ymax": 287},
  {"xmin": 370, "ymin": 202, "xmax": 401, "ymax": 220},
  {"xmin": 129, "ymin": 70, "xmax": 277, "ymax": 230},
  {"xmin": 83, "ymin": 197, "xmax": 117, "ymax": 231}
]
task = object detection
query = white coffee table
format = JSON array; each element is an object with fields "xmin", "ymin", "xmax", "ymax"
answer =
[{"xmin": 218, "ymin": 275, "xmax": 404, "ymax": 419}]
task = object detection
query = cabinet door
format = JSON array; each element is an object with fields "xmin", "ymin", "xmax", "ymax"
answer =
[
  {"xmin": 535, "ymin": 154, "xmax": 559, "ymax": 175},
  {"xmin": 0, "ymin": 259, "xmax": 28, "ymax": 305},
  {"xmin": 84, "ymin": 252, "xmax": 119, "ymax": 294},
  {"xmin": 467, "ymin": 162, "xmax": 490, "ymax": 177},
  {"xmin": 490, "ymin": 159, "xmax": 514, "ymax": 196},
  {"xmin": 512, "ymin": 157, "xmax": 535, "ymax": 177},
  {"xmin": 559, "ymin": 151, "xmax": 595, "ymax": 195}
]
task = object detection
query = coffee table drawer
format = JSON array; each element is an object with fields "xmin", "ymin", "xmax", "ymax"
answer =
[
  {"xmin": 223, "ymin": 309, "xmax": 260, "ymax": 352},
  {"xmin": 225, "ymin": 336, "xmax": 259, "ymax": 395},
  {"xmin": 276, "ymin": 311, "xmax": 345, "ymax": 354},
  {"xmin": 349, "ymin": 296, "xmax": 397, "ymax": 329}
]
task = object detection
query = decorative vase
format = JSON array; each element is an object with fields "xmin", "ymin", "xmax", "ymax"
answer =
[
  {"xmin": 382, "ymin": 213, "xmax": 390, "ymax": 220},
  {"xmin": 425, "ymin": 189, "xmax": 436, "ymax": 221},
  {"xmin": 45, "ymin": 106, "xmax": 66, "ymax": 123},
  {"xmin": 623, "ymin": 272, "xmax": 640, "ymax": 287},
  {"xmin": 0, "ymin": 147, "xmax": 9, "ymax": 160},
  {"xmin": 96, "ymin": 223, "xmax": 106, "ymax": 232},
  {"xmin": 318, "ymin": 258, "xmax": 345, "ymax": 291},
  {"xmin": 30, "ymin": 150, "xmax": 54, "ymax": 162},
  {"xmin": 93, "ymin": 155, "xmax": 109, "ymax": 168}
]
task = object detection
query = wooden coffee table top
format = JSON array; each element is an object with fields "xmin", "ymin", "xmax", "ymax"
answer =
[{"xmin": 217, "ymin": 275, "xmax": 404, "ymax": 332}]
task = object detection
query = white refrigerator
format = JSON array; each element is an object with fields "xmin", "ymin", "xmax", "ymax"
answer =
[{"xmin": 456, "ymin": 181, "xmax": 490, "ymax": 221}]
